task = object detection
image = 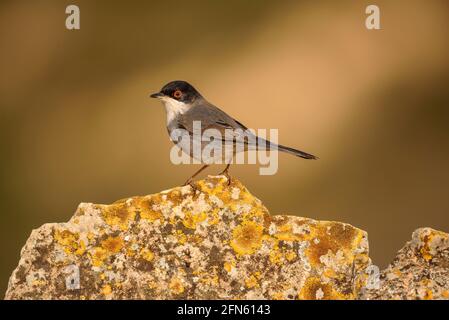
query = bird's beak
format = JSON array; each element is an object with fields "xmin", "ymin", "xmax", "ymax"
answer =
[{"xmin": 150, "ymin": 92, "xmax": 164, "ymax": 99}]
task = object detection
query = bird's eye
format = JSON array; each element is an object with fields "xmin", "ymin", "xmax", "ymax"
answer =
[{"xmin": 173, "ymin": 90, "xmax": 182, "ymax": 99}]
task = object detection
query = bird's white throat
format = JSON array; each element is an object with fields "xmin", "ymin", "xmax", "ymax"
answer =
[{"xmin": 160, "ymin": 97, "xmax": 189, "ymax": 124}]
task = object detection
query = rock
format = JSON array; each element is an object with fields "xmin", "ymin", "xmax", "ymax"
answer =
[
  {"xmin": 5, "ymin": 176, "xmax": 371, "ymax": 300},
  {"xmin": 361, "ymin": 228, "xmax": 449, "ymax": 300}
]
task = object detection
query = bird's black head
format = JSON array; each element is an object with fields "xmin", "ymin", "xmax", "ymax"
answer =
[{"xmin": 150, "ymin": 80, "xmax": 202, "ymax": 103}]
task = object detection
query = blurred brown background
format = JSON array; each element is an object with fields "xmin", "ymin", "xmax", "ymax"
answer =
[{"xmin": 1, "ymin": 0, "xmax": 448, "ymax": 295}]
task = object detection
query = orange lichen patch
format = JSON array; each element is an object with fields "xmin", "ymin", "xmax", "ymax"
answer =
[
  {"xmin": 245, "ymin": 274, "xmax": 260, "ymax": 289},
  {"xmin": 269, "ymin": 248, "xmax": 283, "ymax": 264},
  {"xmin": 323, "ymin": 268, "xmax": 337, "ymax": 279},
  {"xmin": 305, "ymin": 222, "xmax": 361, "ymax": 267},
  {"xmin": 197, "ymin": 177, "xmax": 263, "ymax": 214},
  {"xmin": 230, "ymin": 220, "xmax": 264, "ymax": 255},
  {"xmin": 101, "ymin": 236, "xmax": 124, "ymax": 253},
  {"xmin": 442, "ymin": 290, "xmax": 449, "ymax": 298},
  {"xmin": 31, "ymin": 279, "xmax": 46, "ymax": 286},
  {"xmin": 140, "ymin": 209, "xmax": 163, "ymax": 222},
  {"xmin": 101, "ymin": 284, "xmax": 112, "ymax": 296},
  {"xmin": 140, "ymin": 248, "xmax": 154, "ymax": 262},
  {"xmin": 54, "ymin": 229, "xmax": 86, "ymax": 255},
  {"xmin": 196, "ymin": 177, "xmax": 228, "ymax": 199},
  {"xmin": 298, "ymin": 277, "xmax": 340, "ymax": 300},
  {"xmin": 101, "ymin": 203, "xmax": 136, "ymax": 230},
  {"xmin": 326, "ymin": 223, "xmax": 358, "ymax": 249},
  {"xmin": 285, "ymin": 250, "xmax": 297, "ymax": 261},
  {"xmin": 417, "ymin": 229, "xmax": 447, "ymax": 261},
  {"xmin": 174, "ymin": 230, "xmax": 187, "ymax": 244},
  {"xmin": 182, "ymin": 211, "xmax": 207, "ymax": 229},
  {"xmin": 180, "ymin": 234, "xmax": 204, "ymax": 245},
  {"xmin": 90, "ymin": 247, "xmax": 108, "ymax": 267},
  {"xmin": 200, "ymin": 274, "xmax": 219, "ymax": 286},
  {"xmin": 271, "ymin": 292, "xmax": 285, "ymax": 300},
  {"xmin": 424, "ymin": 289, "xmax": 433, "ymax": 300},
  {"xmin": 240, "ymin": 206, "xmax": 268, "ymax": 222},
  {"xmin": 126, "ymin": 241, "xmax": 137, "ymax": 257},
  {"xmin": 90, "ymin": 236, "xmax": 124, "ymax": 266},
  {"xmin": 135, "ymin": 198, "xmax": 164, "ymax": 222},
  {"xmin": 419, "ymin": 234, "xmax": 433, "ymax": 261},
  {"xmin": 147, "ymin": 280, "xmax": 158, "ymax": 290},
  {"xmin": 207, "ymin": 208, "xmax": 220, "ymax": 225},
  {"xmin": 223, "ymin": 261, "xmax": 235, "ymax": 273},
  {"xmin": 164, "ymin": 189, "xmax": 185, "ymax": 207},
  {"xmin": 274, "ymin": 224, "xmax": 302, "ymax": 242},
  {"xmin": 169, "ymin": 277, "xmax": 185, "ymax": 295}
]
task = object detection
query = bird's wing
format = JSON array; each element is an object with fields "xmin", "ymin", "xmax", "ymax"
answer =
[{"xmin": 178, "ymin": 103, "xmax": 253, "ymax": 143}]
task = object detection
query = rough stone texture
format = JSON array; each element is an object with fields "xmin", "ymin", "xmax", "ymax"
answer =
[
  {"xmin": 361, "ymin": 228, "xmax": 449, "ymax": 300},
  {"xmin": 5, "ymin": 176, "xmax": 371, "ymax": 300}
]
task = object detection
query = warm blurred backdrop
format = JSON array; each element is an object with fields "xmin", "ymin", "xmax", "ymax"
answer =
[{"xmin": 1, "ymin": 0, "xmax": 448, "ymax": 295}]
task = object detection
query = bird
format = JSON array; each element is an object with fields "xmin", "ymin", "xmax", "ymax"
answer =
[{"xmin": 150, "ymin": 80, "xmax": 317, "ymax": 188}]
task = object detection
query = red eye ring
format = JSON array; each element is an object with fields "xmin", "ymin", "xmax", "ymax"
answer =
[{"xmin": 173, "ymin": 90, "xmax": 182, "ymax": 99}]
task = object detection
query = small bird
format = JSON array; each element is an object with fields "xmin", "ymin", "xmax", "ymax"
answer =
[{"xmin": 150, "ymin": 80, "xmax": 317, "ymax": 187}]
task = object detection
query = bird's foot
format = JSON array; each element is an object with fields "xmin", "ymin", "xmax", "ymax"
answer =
[
  {"xmin": 183, "ymin": 179, "xmax": 200, "ymax": 195},
  {"xmin": 218, "ymin": 169, "xmax": 232, "ymax": 186}
]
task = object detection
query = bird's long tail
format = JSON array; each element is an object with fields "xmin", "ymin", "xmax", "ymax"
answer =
[
  {"xmin": 252, "ymin": 136, "xmax": 318, "ymax": 160},
  {"xmin": 276, "ymin": 144, "xmax": 318, "ymax": 160}
]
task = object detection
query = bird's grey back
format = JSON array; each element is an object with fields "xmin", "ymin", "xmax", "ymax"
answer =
[{"xmin": 175, "ymin": 99, "xmax": 247, "ymax": 135}]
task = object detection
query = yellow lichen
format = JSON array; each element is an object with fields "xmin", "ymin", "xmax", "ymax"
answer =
[
  {"xmin": 323, "ymin": 268, "xmax": 337, "ymax": 278},
  {"xmin": 269, "ymin": 249, "xmax": 283, "ymax": 264},
  {"xmin": 207, "ymin": 208, "xmax": 220, "ymax": 225},
  {"xmin": 31, "ymin": 279, "xmax": 46, "ymax": 286},
  {"xmin": 54, "ymin": 229, "xmax": 82, "ymax": 255},
  {"xmin": 140, "ymin": 248, "xmax": 154, "ymax": 262},
  {"xmin": 298, "ymin": 277, "xmax": 335, "ymax": 300},
  {"xmin": 90, "ymin": 247, "xmax": 108, "ymax": 267},
  {"xmin": 200, "ymin": 274, "xmax": 219, "ymax": 286},
  {"xmin": 224, "ymin": 261, "xmax": 235, "ymax": 273},
  {"xmin": 285, "ymin": 250, "xmax": 297, "ymax": 261},
  {"xmin": 274, "ymin": 224, "xmax": 301, "ymax": 242},
  {"xmin": 418, "ymin": 230, "xmax": 448, "ymax": 262},
  {"xmin": 175, "ymin": 230, "xmax": 187, "ymax": 244},
  {"xmin": 271, "ymin": 292, "xmax": 285, "ymax": 300},
  {"xmin": 303, "ymin": 222, "xmax": 361, "ymax": 268},
  {"xmin": 230, "ymin": 220, "xmax": 264, "ymax": 255},
  {"xmin": 140, "ymin": 210, "xmax": 163, "ymax": 222},
  {"xmin": 182, "ymin": 211, "xmax": 207, "ymax": 229},
  {"xmin": 101, "ymin": 236, "xmax": 124, "ymax": 253},
  {"xmin": 169, "ymin": 277, "xmax": 185, "ymax": 295},
  {"xmin": 245, "ymin": 275, "xmax": 259, "ymax": 289},
  {"xmin": 101, "ymin": 203, "xmax": 136, "ymax": 230},
  {"xmin": 148, "ymin": 280, "xmax": 158, "ymax": 290},
  {"xmin": 135, "ymin": 197, "xmax": 164, "ymax": 222},
  {"xmin": 424, "ymin": 289, "xmax": 433, "ymax": 300},
  {"xmin": 101, "ymin": 284, "xmax": 112, "ymax": 296}
]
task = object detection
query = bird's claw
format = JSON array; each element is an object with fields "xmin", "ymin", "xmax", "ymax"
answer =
[
  {"xmin": 183, "ymin": 179, "xmax": 200, "ymax": 195},
  {"xmin": 219, "ymin": 170, "xmax": 232, "ymax": 186}
]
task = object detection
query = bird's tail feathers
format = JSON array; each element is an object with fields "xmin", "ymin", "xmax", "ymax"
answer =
[
  {"xmin": 276, "ymin": 144, "xmax": 318, "ymax": 160},
  {"xmin": 254, "ymin": 138, "xmax": 318, "ymax": 160}
]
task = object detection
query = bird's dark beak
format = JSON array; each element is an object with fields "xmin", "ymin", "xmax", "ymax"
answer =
[{"xmin": 150, "ymin": 92, "xmax": 163, "ymax": 99}]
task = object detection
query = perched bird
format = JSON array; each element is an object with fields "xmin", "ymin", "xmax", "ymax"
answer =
[{"xmin": 150, "ymin": 80, "xmax": 317, "ymax": 187}]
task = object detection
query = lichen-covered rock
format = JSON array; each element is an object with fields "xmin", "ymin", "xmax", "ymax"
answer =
[
  {"xmin": 5, "ymin": 176, "xmax": 371, "ymax": 300},
  {"xmin": 361, "ymin": 228, "xmax": 449, "ymax": 300}
]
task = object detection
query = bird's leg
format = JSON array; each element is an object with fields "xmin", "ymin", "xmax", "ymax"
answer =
[
  {"xmin": 183, "ymin": 165, "xmax": 209, "ymax": 191},
  {"xmin": 219, "ymin": 163, "xmax": 231, "ymax": 185}
]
